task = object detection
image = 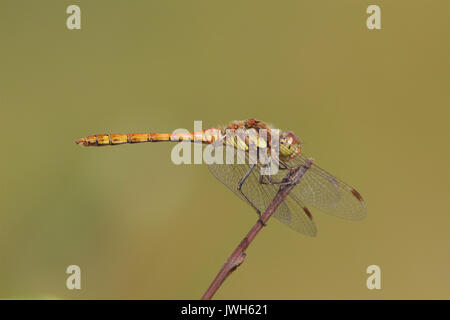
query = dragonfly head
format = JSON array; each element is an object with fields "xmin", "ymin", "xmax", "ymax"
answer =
[{"xmin": 279, "ymin": 131, "xmax": 302, "ymax": 160}]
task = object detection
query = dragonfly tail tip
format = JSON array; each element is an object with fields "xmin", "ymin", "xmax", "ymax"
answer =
[{"xmin": 75, "ymin": 138, "xmax": 87, "ymax": 146}]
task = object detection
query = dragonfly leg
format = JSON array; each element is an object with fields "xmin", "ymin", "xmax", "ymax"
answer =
[
  {"xmin": 279, "ymin": 159, "xmax": 291, "ymax": 169},
  {"xmin": 268, "ymin": 174, "xmax": 292, "ymax": 185},
  {"xmin": 237, "ymin": 164, "xmax": 266, "ymax": 226},
  {"xmin": 279, "ymin": 159, "xmax": 306, "ymax": 170},
  {"xmin": 280, "ymin": 159, "xmax": 311, "ymax": 171},
  {"xmin": 259, "ymin": 165, "xmax": 292, "ymax": 186}
]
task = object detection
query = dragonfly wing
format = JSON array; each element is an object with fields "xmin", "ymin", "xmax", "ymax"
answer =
[
  {"xmin": 287, "ymin": 154, "xmax": 366, "ymax": 220},
  {"xmin": 282, "ymin": 195, "xmax": 317, "ymax": 236},
  {"xmin": 208, "ymin": 162, "xmax": 281, "ymax": 214},
  {"xmin": 208, "ymin": 161, "xmax": 317, "ymax": 237}
]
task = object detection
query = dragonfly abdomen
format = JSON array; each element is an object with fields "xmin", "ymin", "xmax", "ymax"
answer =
[{"xmin": 75, "ymin": 129, "xmax": 223, "ymax": 147}]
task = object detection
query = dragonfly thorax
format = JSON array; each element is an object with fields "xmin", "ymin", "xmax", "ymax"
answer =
[{"xmin": 224, "ymin": 120, "xmax": 302, "ymax": 162}]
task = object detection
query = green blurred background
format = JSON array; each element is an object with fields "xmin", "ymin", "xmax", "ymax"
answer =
[{"xmin": 0, "ymin": 0, "xmax": 448, "ymax": 299}]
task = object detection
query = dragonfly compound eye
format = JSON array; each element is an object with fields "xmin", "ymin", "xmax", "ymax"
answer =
[{"xmin": 283, "ymin": 131, "xmax": 300, "ymax": 145}]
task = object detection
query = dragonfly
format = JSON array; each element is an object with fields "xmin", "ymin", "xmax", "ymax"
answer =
[{"xmin": 76, "ymin": 119, "xmax": 366, "ymax": 237}]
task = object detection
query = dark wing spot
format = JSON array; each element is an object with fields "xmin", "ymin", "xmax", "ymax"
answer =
[
  {"xmin": 351, "ymin": 189, "xmax": 364, "ymax": 202},
  {"xmin": 303, "ymin": 207, "xmax": 313, "ymax": 221}
]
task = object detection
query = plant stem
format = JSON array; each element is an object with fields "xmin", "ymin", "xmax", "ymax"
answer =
[{"xmin": 201, "ymin": 159, "xmax": 313, "ymax": 300}]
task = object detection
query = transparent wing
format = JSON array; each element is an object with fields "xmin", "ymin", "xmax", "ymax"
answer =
[
  {"xmin": 208, "ymin": 161, "xmax": 317, "ymax": 237},
  {"xmin": 285, "ymin": 154, "xmax": 366, "ymax": 220}
]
